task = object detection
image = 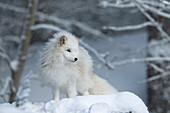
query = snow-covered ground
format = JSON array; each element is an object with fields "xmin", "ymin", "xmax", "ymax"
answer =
[{"xmin": 0, "ymin": 92, "xmax": 149, "ymax": 113}]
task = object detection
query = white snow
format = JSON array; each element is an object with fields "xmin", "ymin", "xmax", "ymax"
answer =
[
  {"xmin": 89, "ymin": 103, "xmax": 109, "ymax": 113},
  {"xmin": 149, "ymin": 40, "xmax": 170, "ymax": 57},
  {"xmin": 16, "ymin": 71, "xmax": 36, "ymax": 106},
  {"xmin": 0, "ymin": 92, "xmax": 149, "ymax": 113},
  {"xmin": 10, "ymin": 60, "xmax": 19, "ymax": 71},
  {"xmin": 0, "ymin": 103, "xmax": 32, "ymax": 113}
]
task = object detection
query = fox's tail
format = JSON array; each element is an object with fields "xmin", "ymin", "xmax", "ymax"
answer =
[{"xmin": 89, "ymin": 74, "xmax": 118, "ymax": 95}]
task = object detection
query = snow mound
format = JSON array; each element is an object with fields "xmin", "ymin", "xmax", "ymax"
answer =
[
  {"xmin": 42, "ymin": 92, "xmax": 148, "ymax": 113},
  {"xmin": 0, "ymin": 92, "xmax": 149, "ymax": 113}
]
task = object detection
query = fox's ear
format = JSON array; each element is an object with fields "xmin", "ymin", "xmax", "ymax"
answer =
[{"xmin": 59, "ymin": 36, "xmax": 67, "ymax": 46}]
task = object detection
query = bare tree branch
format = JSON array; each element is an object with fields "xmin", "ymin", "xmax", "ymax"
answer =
[
  {"xmin": 103, "ymin": 22, "xmax": 154, "ymax": 31},
  {"xmin": 140, "ymin": 71, "xmax": 170, "ymax": 83},
  {"xmin": 4, "ymin": 36, "xmax": 20, "ymax": 44},
  {"xmin": 149, "ymin": 63, "xmax": 164, "ymax": 73}
]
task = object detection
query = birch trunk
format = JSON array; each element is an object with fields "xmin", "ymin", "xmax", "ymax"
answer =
[{"xmin": 9, "ymin": 0, "xmax": 38, "ymax": 104}]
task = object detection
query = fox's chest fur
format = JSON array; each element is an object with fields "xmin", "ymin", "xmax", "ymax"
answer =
[{"xmin": 41, "ymin": 61, "xmax": 79, "ymax": 91}]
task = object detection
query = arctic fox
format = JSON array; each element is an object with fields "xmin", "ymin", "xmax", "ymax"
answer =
[{"xmin": 40, "ymin": 32, "xmax": 117, "ymax": 101}]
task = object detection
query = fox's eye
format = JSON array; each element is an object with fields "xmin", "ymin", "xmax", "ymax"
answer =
[{"xmin": 66, "ymin": 49, "xmax": 71, "ymax": 52}]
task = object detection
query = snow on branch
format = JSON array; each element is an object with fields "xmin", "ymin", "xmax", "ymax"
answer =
[
  {"xmin": 99, "ymin": 1, "xmax": 135, "ymax": 8},
  {"xmin": 100, "ymin": 0, "xmax": 170, "ymax": 10},
  {"xmin": 10, "ymin": 60, "xmax": 19, "ymax": 72},
  {"xmin": 103, "ymin": 22, "xmax": 154, "ymax": 31},
  {"xmin": 31, "ymin": 24, "xmax": 65, "ymax": 32},
  {"xmin": 0, "ymin": 2, "xmax": 27, "ymax": 13},
  {"xmin": 37, "ymin": 12, "xmax": 70, "ymax": 28},
  {"xmin": 161, "ymin": 0, "xmax": 170, "ymax": 6},
  {"xmin": 3, "ymin": 36, "xmax": 20, "ymax": 44}
]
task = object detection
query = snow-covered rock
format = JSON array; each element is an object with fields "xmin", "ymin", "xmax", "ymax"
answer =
[{"xmin": 0, "ymin": 92, "xmax": 149, "ymax": 113}]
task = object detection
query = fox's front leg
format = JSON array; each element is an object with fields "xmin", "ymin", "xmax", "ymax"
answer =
[
  {"xmin": 67, "ymin": 82, "xmax": 77, "ymax": 98},
  {"xmin": 78, "ymin": 88, "xmax": 89, "ymax": 96},
  {"xmin": 53, "ymin": 88, "xmax": 60, "ymax": 101},
  {"xmin": 81, "ymin": 90, "xmax": 89, "ymax": 96}
]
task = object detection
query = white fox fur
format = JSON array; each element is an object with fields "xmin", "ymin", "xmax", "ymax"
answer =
[{"xmin": 40, "ymin": 32, "xmax": 117, "ymax": 101}]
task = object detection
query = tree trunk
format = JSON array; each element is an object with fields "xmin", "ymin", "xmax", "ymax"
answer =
[
  {"xmin": 147, "ymin": 15, "xmax": 170, "ymax": 113},
  {"xmin": 9, "ymin": 0, "xmax": 39, "ymax": 104}
]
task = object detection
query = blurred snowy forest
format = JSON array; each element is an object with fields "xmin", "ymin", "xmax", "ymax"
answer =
[{"xmin": 0, "ymin": 0, "xmax": 170, "ymax": 113}]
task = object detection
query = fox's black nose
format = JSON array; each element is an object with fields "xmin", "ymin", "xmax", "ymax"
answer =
[{"xmin": 74, "ymin": 58, "xmax": 78, "ymax": 61}]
